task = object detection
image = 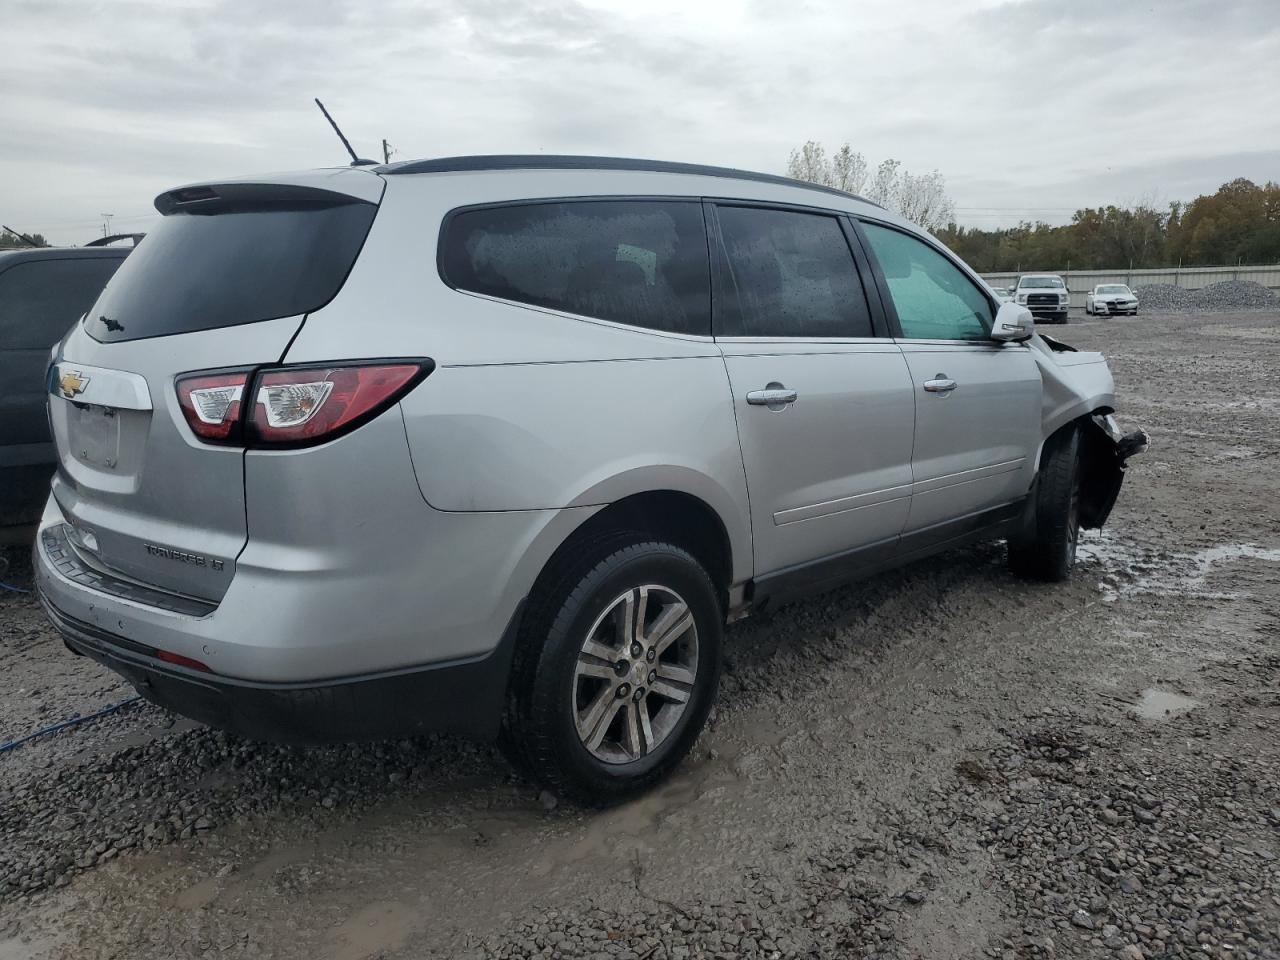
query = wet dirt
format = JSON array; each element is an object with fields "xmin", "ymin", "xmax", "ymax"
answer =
[{"xmin": 2, "ymin": 309, "xmax": 1279, "ymax": 959}]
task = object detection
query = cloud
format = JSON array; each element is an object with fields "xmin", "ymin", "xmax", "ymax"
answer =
[{"xmin": 1, "ymin": 0, "xmax": 1277, "ymax": 242}]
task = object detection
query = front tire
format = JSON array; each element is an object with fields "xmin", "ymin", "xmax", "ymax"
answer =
[
  {"xmin": 503, "ymin": 538, "xmax": 722, "ymax": 805},
  {"xmin": 1008, "ymin": 427, "xmax": 1081, "ymax": 582}
]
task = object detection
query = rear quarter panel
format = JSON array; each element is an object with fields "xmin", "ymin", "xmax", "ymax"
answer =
[{"xmin": 281, "ymin": 172, "xmax": 755, "ymax": 582}]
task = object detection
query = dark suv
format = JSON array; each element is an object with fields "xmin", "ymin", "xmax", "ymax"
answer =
[{"xmin": 0, "ymin": 247, "xmax": 129, "ymax": 541}]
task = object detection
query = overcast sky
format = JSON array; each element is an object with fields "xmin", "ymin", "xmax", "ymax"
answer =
[{"xmin": 3, "ymin": 0, "xmax": 1278, "ymax": 245}]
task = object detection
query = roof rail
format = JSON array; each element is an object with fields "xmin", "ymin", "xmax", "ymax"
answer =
[{"xmin": 376, "ymin": 154, "xmax": 879, "ymax": 206}]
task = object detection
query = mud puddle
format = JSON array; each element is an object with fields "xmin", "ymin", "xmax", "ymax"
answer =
[
  {"xmin": 1079, "ymin": 535, "xmax": 1280, "ymax": 601},
  {"xmin": 1132, "ymin": 688, "xmax": 1202, "ymax": 721}
]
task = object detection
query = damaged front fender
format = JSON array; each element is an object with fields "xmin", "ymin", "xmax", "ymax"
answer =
[{"xmin": 1079, "ymin": 413, "xmax": 1150, "ymax": 529}]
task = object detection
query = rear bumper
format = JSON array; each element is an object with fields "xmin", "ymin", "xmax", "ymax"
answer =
[{"xmin": 40, "ymin": 589, "xmax": 524, "ymax": 743}]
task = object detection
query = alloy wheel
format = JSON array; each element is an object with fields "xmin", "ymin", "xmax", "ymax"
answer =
[{"xmin": 572, "ymin": 585, "xmax": 699, "ymax": 764}]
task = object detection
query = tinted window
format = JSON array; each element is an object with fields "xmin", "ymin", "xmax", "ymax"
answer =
[
  {"xmin": 0, "ymin": 258, "xmax": 122, "ymax": 349},
  {"xmin": 441, "ymin": 201, "xmax": 710, "ymax": 335},
  {"xmin": 861, "ymin": 222, "xmax": 993, "ymax": 341},
  {"xmin": 89, "ymin": 197, "xmax": 377, "ymax": 343},
  {"xmin": 715, "ymin": 206, "xmax": 872, "ymax": 338}
]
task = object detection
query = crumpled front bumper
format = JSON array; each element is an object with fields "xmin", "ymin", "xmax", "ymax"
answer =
[{"xmin": 1079, "ymin": 413, "xmax": 1150, "ymax": 529}]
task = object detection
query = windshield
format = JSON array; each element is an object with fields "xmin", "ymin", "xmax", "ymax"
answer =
[
  {"xmin": 1097, "ymin": 285, "xmax": 1131, "ymax": 294},
  {"xmin": 1020, "ymin": 277, "xmax": 1065, "ymax": 289},
  {"xmin": 86, "ymin": 187, "xmax": 378, "ymax": 343}
]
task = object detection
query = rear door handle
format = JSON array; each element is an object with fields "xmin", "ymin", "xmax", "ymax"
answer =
[
  {"xmin": 923, "ymin": 377, "xmax": 957, "ymax": 394},
  {"xmin": 746, "ymin": 383, "xmax": 798, "ymax": 408}
]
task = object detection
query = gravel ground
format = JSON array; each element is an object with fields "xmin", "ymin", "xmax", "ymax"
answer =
[
  {"xmin": 2, "ymin": 309, "xmax": 1279, "ymax": 960},
  {"xmin": 1132, "ymin": 280, "xmax": 1278, "ymax": 311}
]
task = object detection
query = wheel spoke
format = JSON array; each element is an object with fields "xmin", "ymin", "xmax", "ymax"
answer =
[
  {"xmin": 637, "ymin": 701, "xmax": 655, "ymax": 755},
  {"xmin": 581, "ymin": 638, "xmax": 619, "ymax": 663},
  {"xmin": 655, "ymin": 662, "xmax": 695, "ymax": 686},
  {"xmin": 622, "ymin": 700, "xmax": 656, "ymax": 759},
  {"xmin": 649, "ymin": 678, "xmax": 692, "ymax": 704},
  {"xmin": 578, "ymin": 688, "xmax": 623, "ymax": 750},
  {"xmin": 631, "ymin": 587, "xmax": 649, "ymax": 645},
  {"xmin": 575, "ymin": 657, "xmax": 616, "ymax": 682},
  {"xmin": 613, "ymin": 589, "xmax": 641, "ymax": 647},
  {"xmin": 647, "ymin": 601, "xmax": 692, "ymax": 656}
]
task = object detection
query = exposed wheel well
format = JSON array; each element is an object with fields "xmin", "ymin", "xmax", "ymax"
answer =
[
  {"xmin": 1036, "ymin": 409, "xmax": 1123, "ymax": 530},
  {"xmin": 541, "ymin": 491, "xmax": 733, "ymax": 610}
]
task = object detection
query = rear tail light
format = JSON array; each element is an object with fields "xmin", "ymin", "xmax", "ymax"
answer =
[
  {"xmin": 175, "ymin": 360, "xmax": 432, "ymax": 448},
  {"xmin": 248, "ymin": 363, "xmax": 425, "ymax": 445},
  {"xmin": 176, "ymin": 371, "xmax": 249, "ymax": 443}
]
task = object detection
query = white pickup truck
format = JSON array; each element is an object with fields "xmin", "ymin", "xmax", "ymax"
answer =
[
  {"xmin": 1008, "ymin": 276, "xmax": 1070, "ymax": 325},
  {"xmin": 1009, "ymin": 274, "xmax": 1071, "ymax": 324}
]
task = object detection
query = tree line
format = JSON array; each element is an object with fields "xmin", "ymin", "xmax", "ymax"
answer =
[
  {"xmin": 787, "ymin": 141, "xmax": 1280, "ymax": 271},
  {"xmin": 938, "ymin": 179, "xmax": 1280, "ymax": 272},
  {"xmin": 0, "ymin": 230, "xmax": 49, "ymax": 250}
]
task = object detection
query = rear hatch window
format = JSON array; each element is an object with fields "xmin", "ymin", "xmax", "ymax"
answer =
[{"xmin": 87, "ymin": 183, "xmax": 379, "ymax": 343}]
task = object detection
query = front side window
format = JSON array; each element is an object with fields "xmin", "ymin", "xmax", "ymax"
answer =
[
  {"xmin": 714, "ymin": 206, "xmax": 872, "ymax": 338},
  {"xmin": 860, "ymin": 222, "xmax": 993, "ymax": 341},
  {"xmin": 440, "ymin": 200, "xmax": 710, "ymax": 335}
]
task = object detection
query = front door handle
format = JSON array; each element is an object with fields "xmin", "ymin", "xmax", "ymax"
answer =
[
  {"xmin": 923, "ymin": 376, "xmax": 957, "ymax": 395},
  {"xmin": 746, "ymin": 383, "xmax": 798, "ymax": 409}
]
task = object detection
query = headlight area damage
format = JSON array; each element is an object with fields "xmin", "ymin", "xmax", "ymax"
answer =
[{"xmin": 1031, "ymin": 332, "xmax": 1150, "ymax": 531}]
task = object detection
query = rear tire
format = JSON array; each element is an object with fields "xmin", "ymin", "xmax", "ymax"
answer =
[
  {"xmin": 1008, "ymin": 427, "xmax": 1081, "ymax": 582},
  {"xmin": 502, "ymin": 537, "xmax": 722, "ymax": 806}
]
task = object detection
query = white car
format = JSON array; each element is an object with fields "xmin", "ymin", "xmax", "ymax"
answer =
[{"xmin": 1086, "ymin": 284, "xmax": 1139, "ymax": 316}]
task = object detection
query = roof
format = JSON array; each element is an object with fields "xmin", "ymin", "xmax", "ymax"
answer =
[{"xmin": 375, "ymin": 154, "xmax": 877, "ymax": 206}]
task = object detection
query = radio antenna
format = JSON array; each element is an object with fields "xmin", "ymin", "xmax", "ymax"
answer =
[{"xmin": 313, "ymin": 98, "xmax": 376, "ymax": 166}]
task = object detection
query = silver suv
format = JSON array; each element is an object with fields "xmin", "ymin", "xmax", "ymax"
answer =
[{"xmin": 34, "ymin": 156, "xmax": 1145, "ymax": 803}]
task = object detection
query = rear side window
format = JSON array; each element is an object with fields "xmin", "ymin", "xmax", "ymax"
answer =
[
  {"xmin": 88, "ymin": 189, "xmax": 377, "ymax": 343},
  {"xmin": 0, "ymin": 258, "xmax": 122, "ymax": 349},
  {"xmin": 440, "ymin": 200, "xmax": 710, "ymax": 335},
  {"xmin": 714, "ymin": 206, "xmax": 872, "ymax": 338},
  {"xmin": 860, "ymin": 222, "xmax": 993, "ymax": 341}
]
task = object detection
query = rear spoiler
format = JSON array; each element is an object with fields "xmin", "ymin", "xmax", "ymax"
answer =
[{"xmin": 154, "ymin": 182, "xmax": 377, "ymax": 216}]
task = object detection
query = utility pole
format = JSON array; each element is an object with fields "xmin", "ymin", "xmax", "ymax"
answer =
[
  {"xmin": 382, "ymin": 139, "xmax": 391, "ymax": 164},
  {"xmin": 100, "ymin": 213, "xmax": 114, "ymax": 238}
]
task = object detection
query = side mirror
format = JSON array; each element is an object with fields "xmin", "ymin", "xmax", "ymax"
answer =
[
  {"xmin": 1005, "ymin": 285, "xmax": 1016, "ymax": 295},
  {"xmin": 991, "ymin": 302, "xmax": 1034, "ymax": 342}
]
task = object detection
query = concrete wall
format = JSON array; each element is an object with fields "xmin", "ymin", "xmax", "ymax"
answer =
[{"xmin": 980, "ymin": 264, "xmax": 1280, "ymax": 312}]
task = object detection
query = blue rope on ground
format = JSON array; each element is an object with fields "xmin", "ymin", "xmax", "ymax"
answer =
[
  {"xmin": 0, "ymin": 581, "xmax": 31, "ymax": 594},
  {"xmin": 0, "ymin": 696, "xmax": 143, "ymax": 755}
]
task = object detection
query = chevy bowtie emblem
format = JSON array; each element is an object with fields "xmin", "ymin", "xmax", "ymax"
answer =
[{"xmin": 58, "ymin": 370, "xmax": 90, "ymax": 399}]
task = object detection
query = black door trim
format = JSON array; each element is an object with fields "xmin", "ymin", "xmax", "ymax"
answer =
[{"xmin": 749, "ymin": 497, "xmax": 1026, "ymax": 612}]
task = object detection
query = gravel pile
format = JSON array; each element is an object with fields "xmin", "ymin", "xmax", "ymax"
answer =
[
  {"xmin": 1134, "ymin": 280, "xmax": 1278, "ymax": 311},
  {"xmin": 1132, "ymin": 284, "xmax": 1192, "ymax": 310}
]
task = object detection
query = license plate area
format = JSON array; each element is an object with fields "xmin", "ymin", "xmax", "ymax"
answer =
[{"xmin": 68, "ymin": 403, "xmax": 122, "ymax": 469}]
